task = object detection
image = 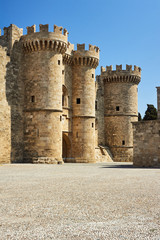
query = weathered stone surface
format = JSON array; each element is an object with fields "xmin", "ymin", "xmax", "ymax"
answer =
[
  {"xmin": 0, "ymin": 46, "xmax": 11, "ymax": 163},
  {"xmin": 133, "ymin": 120, "xmax": 160, "ymax": 167}
]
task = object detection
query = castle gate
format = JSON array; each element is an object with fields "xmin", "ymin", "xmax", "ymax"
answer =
[{"xmin": 62, "ymin": 133, "xmax": 71, "ymax": 162}]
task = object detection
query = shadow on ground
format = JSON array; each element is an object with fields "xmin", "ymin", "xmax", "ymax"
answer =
[{"xmin": 100, "ymin": 163, "xmax": 160, "ymax": 169}]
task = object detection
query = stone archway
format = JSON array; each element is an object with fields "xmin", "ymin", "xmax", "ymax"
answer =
[{"xmin": 62, "ymin": 133, "xmax": 71, "ymax": 162}]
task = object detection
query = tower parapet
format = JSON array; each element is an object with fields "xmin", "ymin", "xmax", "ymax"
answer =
[
  {"xmin": 73, "ymin": 44, "xmax": 99, "ymax": 68},
  {"xmin": 101, "ymin": 64, "xmax": 141, "ymax": 84},
  {"xmin": 22, "ymin": 24, "xmax": 68, "ymax": 54}
]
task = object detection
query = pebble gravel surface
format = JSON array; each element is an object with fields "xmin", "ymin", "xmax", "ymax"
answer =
[{"xmin": 0, "ymin": 163, "xmax": 160, "ymax": 240}]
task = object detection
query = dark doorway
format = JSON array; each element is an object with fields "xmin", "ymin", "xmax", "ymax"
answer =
[{"xmin": 62, "ymin": 133, "xmax": 71, "ymax": 162}]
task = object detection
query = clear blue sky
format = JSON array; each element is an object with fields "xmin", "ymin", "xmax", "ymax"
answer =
[{"xmin": 1, "ymin": 0, "xmax": 160, "ymax": 117}]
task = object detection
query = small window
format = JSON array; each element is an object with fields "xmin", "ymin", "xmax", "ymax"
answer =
[
  {"xmin": 62, "ymin": 95, "xmax": 64, "ymax": 107},
  {"xmin": 92, "ymin": 123, "xmax": 94, "ymax": 128},
  {"xmin": 76, "ymin": 98, "xmax": 80, "ymax": 104},
  {"xmin": 95, "ymin": 101, "xmax": 98, "ymax": 110},
  {"xmin": 92, "ymin": 74, "xmax": 94, "ymax": 78},
  {"xmin": 62, "ymin": 70, "xmax": 64, "ymax": 75},
  {"xmin": 116, "ymin": 106, "xmax": 119, "ymax": 111},
  {"xmin": 58, "ymin": 60, "xmax": 60, "ymax": 65},
  {"xmin": 76, "ymin": 132, "xmax": 78, "ymax": 138},
  {"xmin": 60, "ymin": 116, "xmax": 62, "ymax": 121},
  {"xmin": 122, "ymin": 140, "xmax": 125, "ymax": 145},
  {"xmin": 31, "ymin": 96, "xmax": 35, "ymax": 103}
]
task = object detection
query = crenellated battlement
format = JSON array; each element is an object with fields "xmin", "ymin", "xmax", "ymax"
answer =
[
  {"xmin": 21, "ymin": 24, "xmax": 68, "ymax": 54},
  {"xmin": 101, "ymin": 64, "xmax": 141, "ymax": 75},
  {"xmin": 27, "ymin": 25, "xmax": 36, "ymax": 34},
  {"xmin": 75, "ymin": 43, "xmax": 99, "ymax": 56},
  {"xmin": 72, "ymin": 43, "xmax": 99, "ymax": 68},
  {"xmin": 101, "ymin": 64, "xmax": 141, "ymax": 84},
  {"xmin": 25, "ymin": 24, "xmax": 68, "ymax": 38},
  {"xmin": 89, "ymin": 44, "xmax": 99, "ymax": 53}
]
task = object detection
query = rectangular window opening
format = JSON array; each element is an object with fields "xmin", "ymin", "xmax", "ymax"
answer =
[
  {"xmin": 92, "ymin": 123, "xmax": 94, "ymax": 128},
  {"xmin": 62, "ymin": 70, "xmax": 64, "ymax": 74},
  {"xmin": 62, "ymin": 95, "xmax": 64, "ymax": 107},
  {"xmin": 92, "ymin": 74, "xmax": 94, "ymax": 78},
  {"xmin": 31, "ymin": 96, "xmax": 35, "ymax": 103},
  {"xmin": 76, "ymin": 98, "xmax": 80, "ymax": 104},
  {"xmin": 76, "ymin": 132, "xmax": 78, "ymax": 138},
  {"xmin": 95, "ymin": 101, "xmax": 98, "ymax": 110},
  {"xmin": 122, "ymin": 140, "xmax": 125, "ymax": 145},
  {"xmin": 116, "ymin": 106, "xmax": 119, "ymax": 111},
  {"xmin": 58, "ymin": 60, "xmax": 60, "ymax": 65}
]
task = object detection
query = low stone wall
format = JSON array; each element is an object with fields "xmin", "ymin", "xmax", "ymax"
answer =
[
  {"xmin": 132, "ymin": 120, "xmax": 160, "ymax": 167},
  {"xmin": 95, "ymin": 146, "xmax": 113, "ymax": 162}
]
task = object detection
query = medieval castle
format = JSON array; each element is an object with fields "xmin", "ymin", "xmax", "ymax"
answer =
[{"xmin": 0, "ymin": 24, "xmax": 159, "ymax": 166}]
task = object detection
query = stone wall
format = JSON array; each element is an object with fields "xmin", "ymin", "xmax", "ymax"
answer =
[
  {"xmin": 0, "ymin": 46, "xmax": 11, "ymax": 163},
  {"xmin": 133, "ymin": 120, "xmax": 160, "ymax": 167},
  {"xmin": 6, "ymin": 41, "xmax": 24, "ymax": 163},
  {"xmin": 157, "ymin": 87, "xmax": 160, "ymax": 119},
  {"xmin": 62, "ymin": 59, "xmax": 72, "ymax": 133},
  {"xmin": 95, "ymin": 75, "xmax": 105, "ymax": 146},
  {"xmin": 0, "ymin": 24, "xmax": 23, "ymax": 55},
  {"xmin": 0, "ymin": 24, "xmax": 24, "ymax": 163}
]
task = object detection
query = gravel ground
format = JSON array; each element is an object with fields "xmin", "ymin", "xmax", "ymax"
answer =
[{"xmin": 0, "ymin": 162, "xmax": 160, "ymax": 240}]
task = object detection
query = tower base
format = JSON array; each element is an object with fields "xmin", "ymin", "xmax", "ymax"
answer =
[{"xmin": 24, "ymin": 157, "xmax": 63, "ymax": 164}]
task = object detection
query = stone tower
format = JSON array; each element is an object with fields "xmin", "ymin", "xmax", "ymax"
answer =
[
  {"xmin": 100, "ymin": 64, "xmax": 141, "ymax": 161},
  {"xmin": 21, "ymin": 24, "xmax": 68, "ymax": 163},
  {"xmin": 72, "ymin": 44, "xmax": 99, "ymax": 162}
]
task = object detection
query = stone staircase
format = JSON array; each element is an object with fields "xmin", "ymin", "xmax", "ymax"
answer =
[{"xmin": 95, "ymin": 145, "xmax": 113, "ymax": 162}]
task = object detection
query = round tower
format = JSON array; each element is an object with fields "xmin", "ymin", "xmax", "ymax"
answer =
[
  {"xmin": 72, "ymin": 44, "xmax": 99, "ymax": 163},
  {"xmin": 101, "ymin": 64, "xmax": 141, "ymax": 162},
  {"xmin": 21, "ymin": 24, "xmax": 68, "ymax": 163}
]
